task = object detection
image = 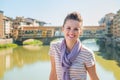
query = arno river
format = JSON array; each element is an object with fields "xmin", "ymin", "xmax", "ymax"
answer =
[{"xmin": 0, "ymin": 39, "xmax": 120, "ymax": 80}]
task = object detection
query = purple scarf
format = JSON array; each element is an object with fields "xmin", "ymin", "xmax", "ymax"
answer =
[{"xmin": 60, "ymin": 39, "xmax": 82, "ymax": 80}]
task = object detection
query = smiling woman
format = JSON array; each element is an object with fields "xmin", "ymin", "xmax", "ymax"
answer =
[{"xmin": 49, "ymin": 12, "xmax": 99, "ymax": 80}]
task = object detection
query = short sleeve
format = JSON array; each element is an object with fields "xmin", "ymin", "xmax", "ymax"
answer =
[
  {"xmin": 48, "ymin": 43, "xmax": 55, "ymax": 56},
  {"xmin": 84, "ymin": 50, "xmax": 95, "ymax": 67}
]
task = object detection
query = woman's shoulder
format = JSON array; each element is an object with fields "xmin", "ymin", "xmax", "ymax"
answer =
[
  {"xmin": 50, "ymin": 40, "xmax": 62, "ymax": 48},
  {"xmin": 49, "ymin": 40, "xmax": 62, "ymax": 56}
]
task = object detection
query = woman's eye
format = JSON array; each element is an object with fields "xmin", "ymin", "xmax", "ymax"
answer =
[
  {"xmin": 66, "ymin": 27, "xmax": 71, "ymax": 30},
  {"xmin": 74, "ymin": 28, "xmax": 79, "ymax": 31}
]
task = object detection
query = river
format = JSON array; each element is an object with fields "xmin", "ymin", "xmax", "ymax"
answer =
[{"xmin": 0, "ymin": 39, "xmax": 120, "ymax": 80}]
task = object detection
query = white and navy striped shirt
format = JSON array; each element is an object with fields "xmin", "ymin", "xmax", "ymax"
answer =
[{"xmin": 49, "ymin": 41, "xmax": 95, "ymax": 80}]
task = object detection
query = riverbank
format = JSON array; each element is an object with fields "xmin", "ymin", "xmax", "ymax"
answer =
[
  {"xmin": 0, "ymin": 43, "xmax": 18, "ymax": 49},
  {"xmin": 95, "ymin": 51, "xmax": 120, "ymax": 80},
  {"xmin": 0, "ymin": 38, "xmax": 17, "ymax": 49},
  {"xmin": 0, "ymin": 39, "xmax": 43, "ymax": 49},
  {"xmin": 0, "ymin": 38, "xmax": 13, "ymax": 44}
]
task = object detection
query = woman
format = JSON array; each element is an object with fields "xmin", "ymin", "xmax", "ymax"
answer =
[{"xmin": 49, "ymin": 12, "xmax": 99, "ymax": 80}]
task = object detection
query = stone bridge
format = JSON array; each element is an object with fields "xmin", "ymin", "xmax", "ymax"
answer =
[
  {"xmin": 13, "ymin": 26, "xmax": 105, "ymax": 45},
  {"xmin": 14, "ymin": 36, "xmax": 104, "ymax": 45},
  {"xmin": 14, "ymin": 36, "xmax": 64, "ymax": 45}
]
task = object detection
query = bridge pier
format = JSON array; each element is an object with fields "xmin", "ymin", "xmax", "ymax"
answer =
[
  {"xmin": 42, "ymin": 38, "xmax": 51, "ymax": 45},
  {"xmin": 13, "ymin": 40, "xmax": 23, "ymax": 45}
]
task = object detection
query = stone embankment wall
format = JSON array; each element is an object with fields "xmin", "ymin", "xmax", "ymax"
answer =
[{"xmin": 0, "ymin": 38, "xmax": 13, "ymax": 44}]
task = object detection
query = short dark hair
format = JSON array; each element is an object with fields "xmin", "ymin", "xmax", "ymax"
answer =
[{"xmin": 63, "ymin": 12, "xmax": 83, "ymax": 27}]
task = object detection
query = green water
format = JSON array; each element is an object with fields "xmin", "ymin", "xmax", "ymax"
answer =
[
  {"xmin": 0, "ymin": 39, "xmax": 120, "ymax": 80},
  {"xmin": 0, "ymin": 45, "xmax": 50, "ymax": 80}
]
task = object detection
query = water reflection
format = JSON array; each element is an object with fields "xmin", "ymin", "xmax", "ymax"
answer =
[
  {"xmin": 0, "ymin": 48, "xmax": 13, "ymax": 78},
  {"xmin": 95, "ymin": 52, "xmax": 120, "ymax": 80},
  {"xmin": 82, "ymin": 39, "xmax": 120, "ymax": 80},
  {"xmin": 12, "ymin": 46, "xmax": 50, "ymax": 68},
  {"xmin": 97, "ymin": 45, "xmax": 120, "ymax": 80},
  {"xmin": 3, "ymin": 62, "xmax": 50, "ymax": 80},
  {"xmin": 99, "ymin": 43, "xmax": 120, "ymax": 66},
  {"xmin": 0, "ymin": 39, "xmax": 120, "ymax": 80},
  {"xmin": 0, "ymin": 46, "xmax": 50, "ymax": 80},
  {"xmin": 82, "ymin": 39, "xmax": 99, "ymax": 51}
]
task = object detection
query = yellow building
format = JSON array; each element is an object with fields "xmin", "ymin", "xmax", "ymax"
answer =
[
  {"xmin": 13, "ymin": 25, "xmax": 105, "ymax": 40},
  {"xmin": 18, "ymin": 26, "xmax": 55, "ymax": 38}
]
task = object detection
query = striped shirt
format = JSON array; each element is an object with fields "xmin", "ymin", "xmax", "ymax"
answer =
[{"xmin": 49, "ymin": 41, "xmax": 95, "ymax": 80}]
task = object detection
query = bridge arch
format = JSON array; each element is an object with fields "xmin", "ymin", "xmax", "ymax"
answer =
[
  {"xmin": 14, "ymin": 36, "xmax": 65, "ymax": 45},
  {"xmin": 14, "ymin": 36, "xmax": 104, "ymax": 45}
]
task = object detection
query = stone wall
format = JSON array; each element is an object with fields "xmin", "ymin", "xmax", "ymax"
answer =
[{"xmin": 0, "ymin": 38, "xmax": 13, "ymax": 44}]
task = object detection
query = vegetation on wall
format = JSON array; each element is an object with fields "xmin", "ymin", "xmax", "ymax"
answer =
[
  {"xmin": 23, "ymin": 39, "xmax": 43, "ymax": 46},
  {"xmin": 0, "ymin": 43, "xmax": 18, "ymax": 48}
]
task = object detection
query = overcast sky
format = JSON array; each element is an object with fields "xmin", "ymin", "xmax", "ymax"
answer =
[{"xmin": 0, "ymin": 0, "xmax": 120, "ymax": 26}]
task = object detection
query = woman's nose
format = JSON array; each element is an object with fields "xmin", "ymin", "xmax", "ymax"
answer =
[{"xmin": 69, "ymin": 29, "xmax": 75, "ymax": 33}]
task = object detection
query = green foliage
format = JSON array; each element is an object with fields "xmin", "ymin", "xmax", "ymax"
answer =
[
  {"xmin": 0, "ymin": 43, "xmax": 18, "ymax": 48},
  {"xmin": 23, "ymin": 40, "xmax": 43, "ymax": 46}
]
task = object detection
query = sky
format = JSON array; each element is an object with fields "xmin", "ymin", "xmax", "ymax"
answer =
[{"xmin": 0, "ymin": 0, "xmax": 120, "ymax": 26}]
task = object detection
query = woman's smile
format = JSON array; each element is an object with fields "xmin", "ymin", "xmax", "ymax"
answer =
[{"xmin": 67, "ymin": 34, "xmax": 75, "ymax": 39}]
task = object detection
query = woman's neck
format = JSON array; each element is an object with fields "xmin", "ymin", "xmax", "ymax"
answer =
[{"xmin": 65, "ymin": 40, "xmax": 77, "ymax": 52}]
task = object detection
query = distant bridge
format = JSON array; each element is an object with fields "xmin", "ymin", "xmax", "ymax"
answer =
[
  {"xmin": 13, "ymin": 26, "xmax": 105, "ymax": 45},
  {"xmin": 14, "ymin": 35, "xmax": 105, "ymax": 45},
  {"xmin": 14, "ymin": 36, "xmax": 64, "ymax": 45}
]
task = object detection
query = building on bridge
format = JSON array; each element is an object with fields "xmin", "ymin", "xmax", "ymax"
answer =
[
  {"xmin": 82, "ymin": 26, "xmax": 105, "ymax": 38},
  {"xmin": 13, "ymin": 26, "xmax": 105, "ymax": 39},
  {"xmin": 13, "ymin": 26, "xmax": 63, "ymax": 41},
  {"xmin": 13, "ymin": 25, "xmax": 105, "ymax": 41}
]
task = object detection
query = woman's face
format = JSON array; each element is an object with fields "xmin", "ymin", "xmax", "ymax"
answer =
[{"xmin": 62, "ymin": 19, "xmax": 82, "ymax": 43}]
